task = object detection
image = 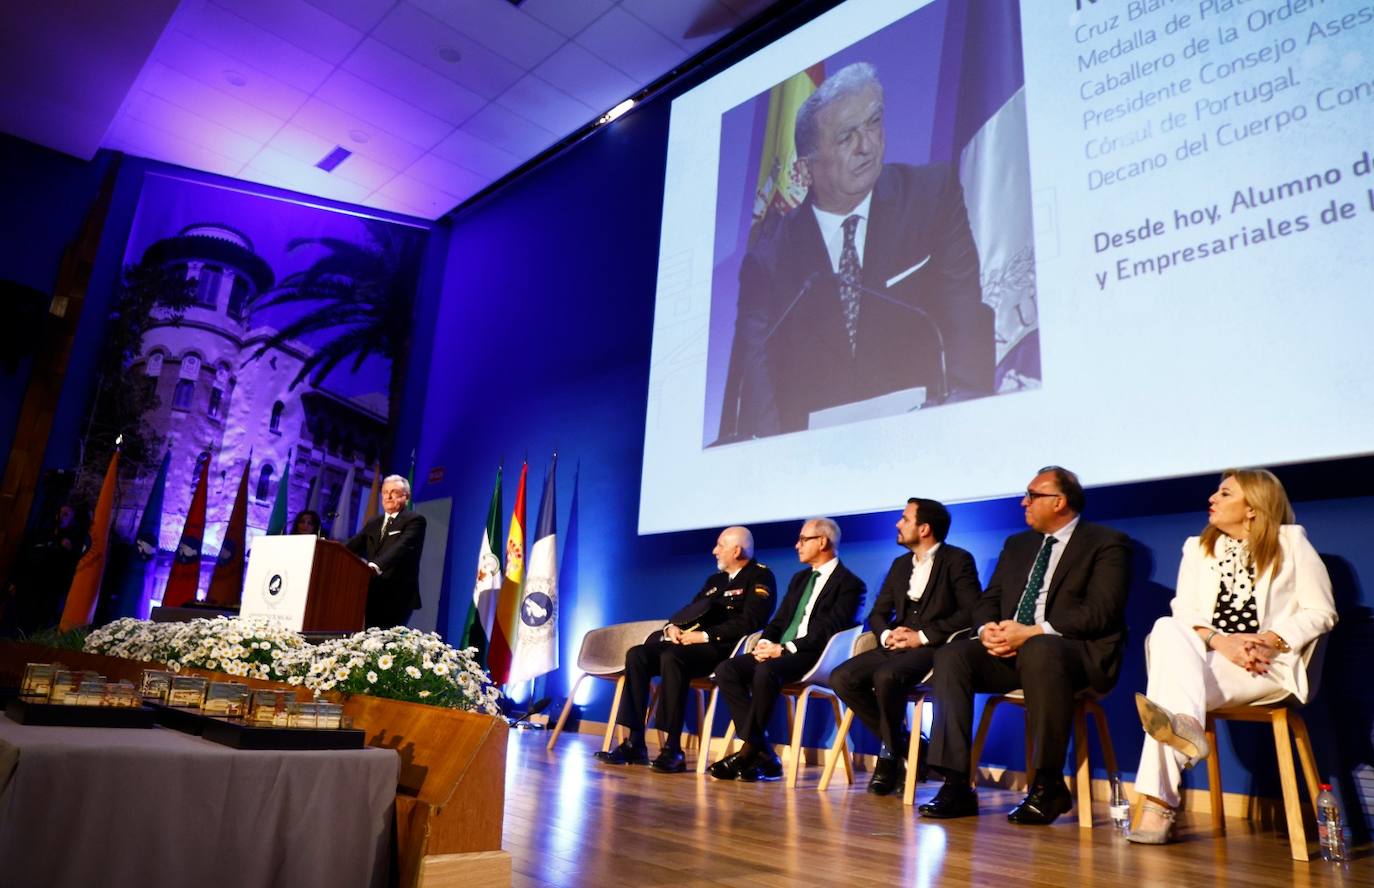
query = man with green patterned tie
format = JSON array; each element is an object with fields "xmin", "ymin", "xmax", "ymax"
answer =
[
  {"xmin": 919, "ymin": 466, "xmax": 1131, "ymax": 824},
  {"xmin": 709, "ymin": 517, "xmax": 865, "ymax": 781}
]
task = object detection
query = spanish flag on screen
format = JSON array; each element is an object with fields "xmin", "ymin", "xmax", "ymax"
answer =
[
  {"xmin": 750, "ymin": 64, "xmax": 825, "ymax": 242},
  {"xmin": 487, "ymin": 462, "xmax": 527, "ymax": 686}
]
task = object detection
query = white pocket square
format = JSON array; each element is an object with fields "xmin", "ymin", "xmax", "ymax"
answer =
[
  {"xmin": 886, "ymin": 256, "xmax": 930, "ymax": 288},
  {"xmin": 387, "ymin": 530, "xmax": 400, "ymax": 536}
]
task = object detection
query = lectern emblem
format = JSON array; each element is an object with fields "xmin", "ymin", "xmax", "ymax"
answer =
[{"xmin": 267, "ymin": 574, "xmax": 283, "ymax": 597}]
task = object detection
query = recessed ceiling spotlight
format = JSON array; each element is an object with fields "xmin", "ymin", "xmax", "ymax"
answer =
[
  {"xmin": 223, "ymin": 70, "xmax": 248, "ymax": 87},
  {"xmin": 348, "ymin": 129, "xmax": 370, "ymax": 144},
  {"xmin": 437, "ymin": 45, "xmax": 462, "ymax": 63}
]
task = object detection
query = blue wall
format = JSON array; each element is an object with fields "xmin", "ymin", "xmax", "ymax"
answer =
[{"xmin": 415, "ymin": 69, "xmax": 1374, "ymax": 830}]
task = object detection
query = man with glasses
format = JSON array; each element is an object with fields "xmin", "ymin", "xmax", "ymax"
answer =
[
  {"xmin": 346, "ymin": 474, "xmax": 427, "ymax": 628},
  {"xmin": 830, "ymin": 498, "xmax": 981, "ymax": 795},
  {"xmin": 919, "ymin": 466, "xmax": 1131, "ymax": 824},
  {"xmin": 708, "ymin": 518, "xmax": 864, "ymax": 781}
]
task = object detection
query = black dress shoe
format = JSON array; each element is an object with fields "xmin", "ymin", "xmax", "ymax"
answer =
[
  {"xmin": 918, "ymin": 781, "xmax": 980, "ymax": 818},
  {"xmin": 650, "ymin": 749, "xmax": 686, "ymax": 773},
  {"xmin": 594, "ymin": 740, "xmax": 649, "ymax": 766},
  {"xmin": 1007, "ymin": 782, "xmax": 1072, "ymax": 825},
  {"xmin": 736, "ymin": 751, "xmax": 783, "ymax": 782},
  {"xmin": 708, "ymin": 750, "xmax": 750, "ymax": 780},
  {"xmin": 868, "ymin": 755, "xmax": 906, "ymax": 796}
]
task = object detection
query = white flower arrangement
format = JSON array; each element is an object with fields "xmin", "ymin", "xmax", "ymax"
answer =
[{"xmin": 83, "ymin": 619, "xmax": 500, "ymax": 715}]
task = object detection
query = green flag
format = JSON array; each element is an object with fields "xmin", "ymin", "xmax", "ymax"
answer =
[
  {"xmin": 266, "ymin": 449, "xmax": 292, "ymax": 535},
  {"xmin": 457, "ymin": 467, "xmax": 502, "ymax": 661}
]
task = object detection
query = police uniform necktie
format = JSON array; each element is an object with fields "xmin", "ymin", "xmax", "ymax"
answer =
[
  {"xmin": 1015, "ymin": 536, "xmax": 1058, "ymax": 625},
  {"xmin": 781, "ymin": 570, "xmax": 821, "ymax": 644},
  {"xmin": 838, "ymin": 214, "xmax": 862, "ymax": 354}
]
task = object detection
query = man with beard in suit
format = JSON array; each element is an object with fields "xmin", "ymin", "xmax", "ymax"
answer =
[
  {"xmin": 830, "ymin": 498, "xmax": 981, "ymax": 795},
  {"xmin": 595, "ymin": 526, "xmax": 776, "ymax": 773},
  {"xmin": 346, "ymin": 475, "xmax": 427, "ymax": 629},
  {"xmin": 709, "ymin": 517, "xmax": 865, "ymax": 781},
  {"xmin": 722, "ymin": 62, "xmax": 993, "ymax": 440},
  {"xmin": 919, "ymin": 466, "xmax": 1131, "ymax": 824}
]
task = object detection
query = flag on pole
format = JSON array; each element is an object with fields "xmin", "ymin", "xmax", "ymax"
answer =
[
  {"xmin": 487, "ymin": 462, "xmax": 527, "ymax": 685},
  {"xmin": 305, "ymin": 458, "xmax": 324, "ymax": 514},
  {"xmin": 330, "ymin": 464, "xmax": 356, "ymax": 540},
  {"xmin": 135, "ymin": 448, "xmax": 171, "ymax": 558},
  {"xmin": 206, "ymin": 456, "xmax": 251, "ymax": 606},
  {"xmin": 59, "ymin": 440, "xmax": 120, "ymax": 630},
  {"xmin": 361, "ymin": 461, "xmax": 381, "ymax": 530},
  {"xmin": 406, "ymin": 450, "xmax": 416, "ymax": 511},
  {"xmin": 163, "ymin": 453, "xmax": 210, "ymax": 607},
  {"xmin": 266, "ymin": 448, "xmax": 292, "ymax": 535},
  {"xmin": 510, "ymin": 455, "xmax": 558, "ymax": 683},
  {"xmin": 459, "ymin": 467, "xmax": 502, "ymax": 655}
]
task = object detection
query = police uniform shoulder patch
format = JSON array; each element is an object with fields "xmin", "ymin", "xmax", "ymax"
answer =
[{"xmin": 753, "ymin": 585, "xmax": 771, "ymax": 597}]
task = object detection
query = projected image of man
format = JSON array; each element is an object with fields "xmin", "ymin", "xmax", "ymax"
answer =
[{"xmin": 724, "ymin": 63, "xmax": 994, "ymax": 439}]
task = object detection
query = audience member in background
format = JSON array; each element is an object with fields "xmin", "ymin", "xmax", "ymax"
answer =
[
  {"xmin": 1129, "ymin": 468, "xmax": 1337, "ymax": 844},
  {"xmin": 830, "ymin": 498, "xmax": 980, "ymax": 795},
  {"xmin": 596, "ymin": 526, "xmax": 777, "ymax": 773},
  {"xmin": 290, "ymin": 510, "xmax": 322, "ymax": 536},
  {"xmin": 1, "ymin": 503, "xmax": 90, "ymax": 635},
  {"xmin": 920, "ymin": 466, "xmax": 1131, "ymax": 825},
  {"xmin": 709, "ymin": 517, "xmax": 864, "ymax": 781}
]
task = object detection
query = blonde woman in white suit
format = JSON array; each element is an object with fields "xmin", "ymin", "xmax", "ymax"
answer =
[{"xmin": 1129, "ymin": 468, "xmax": 1337, "ymax": 844}]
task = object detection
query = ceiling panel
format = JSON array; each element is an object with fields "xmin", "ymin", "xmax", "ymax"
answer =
[
  {"xmin": 210, "ymin": 0, "xmax": 364, "ymax": 65},
  {"xmin": 342, "ymin": 39, "xmax": 486, "ymax": 127},
  {"xmin": 496, "ymin": 74, "xmax": 597, "ymax": 139},
  {"xmin": 459, "ymin": 102, "xmax": 557, "ymax": 158},
  {"xmin": 139, "ymin": 63, "xmax": 286, "ymax": 144},
  {"xmin": 299, "ymin": 0, "xmax": 396, "ymax": 33},
  {"xmin": 122, "ymin": 90, "xmax": 264, "ymax": 163},
  {"xmin": 430, "ymin": 127, "xmax": 521, "ymax": 181},
  {"xmin": 105, "ymin": 114, "xmax": 246, "ymax": 178},
  {"xmin": 329, "ymin": 150, "xmax": 400, "ymax": 192},
  {"xmin": 405, "ymin": 151, "xmax": 489, "ymax": 198},
  {"xmin": 519, "ymin": 0, "xmax": 615, "ymax": 39},
  {"xmin": 291, "ymin": 97, "xmax": 427, "ymax": 170},
  {"xmin": 374, "ymin": 173, "xmax": 465, "ymax": 217},
  {"xmin": 372, "ymin": 3, "xmax": 526, "ymax": 100},
  {"xmin": 409, "ymin": 0, "xmax": 564, "ymax": 70},
  {"xmin": 173, "ymin": 0, "xmax": 335, "ymax": 92},
  {"xmin": 315, "ymin": 69, "xmax": 453, "ymax": 150},
  {"xmin": 575, "ymin": 6, "xmax": 686, "ymax": 85},
  {"xmin": 620, "ymin": 0, "xmax": 742, "ymax": 54},
  {"xmin": 532, "ymin": 42, "xmax": 638, "ymax": 116},
  {"xmin": 151, "ymin": 30, "xmax": 312, "ymax": 121}
]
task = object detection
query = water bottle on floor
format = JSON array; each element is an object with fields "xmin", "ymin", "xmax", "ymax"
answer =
[
  {"xmin": 1317, "ymin": 783, "xmax": 1347, "ymax": 862},
  {"xmin": 1109, "ymin": 773, "xmax": 1131, "ymax": 836}
]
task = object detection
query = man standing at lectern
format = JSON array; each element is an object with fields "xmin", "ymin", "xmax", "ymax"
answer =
[
  {"xmin": 346, "ymin": 475, "xmax": 426, "ymax": 628},
  {"xmin": 725, "ymin": 62, "xmax": 993, "ymax": 440}
]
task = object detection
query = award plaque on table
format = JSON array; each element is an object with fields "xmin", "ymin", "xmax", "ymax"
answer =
[{"xmin": 240, "ymin": 537, "xmax": 371, "ymax": 633}]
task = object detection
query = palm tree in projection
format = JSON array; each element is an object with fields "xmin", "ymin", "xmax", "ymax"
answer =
[{"xmin": 246, "ymin": 220, "xmax": 423, "ymax": 450}]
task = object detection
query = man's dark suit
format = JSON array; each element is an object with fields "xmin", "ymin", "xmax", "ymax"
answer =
[
  {"xmin": 345, "ymin": 510, "xmax": 427, "ymax": 629},
  {"xmin": 724, "ymin": 163, "xmax": 993, "ymax": 440},
  {"xmin": 616, "ymin": 560, "xmax": 777, "ymax": 743},
  {"xmin": 714, "ymin": 561, "xmax": 864, "ymax": 748},
  {"xmin": 830, "ymin": 544, "xmax": 981, "ymax": 753},
  {"xmin": 928, "ymin": 521, "xmax": 1131, "ymax": 778}
]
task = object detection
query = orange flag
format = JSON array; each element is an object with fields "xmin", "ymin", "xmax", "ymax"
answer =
[
  {"xmin": 162, "ymin": 455, "xmax": 210, "ymax": 607},
  {"xmin": 361, "ymin": 461, "xmax": 381, "ymax": 528},
  {"xmin": 58, "ymin": 447, "xmax": 119, "ymax": 630},
  {"xmin": 206, "ymin": 457, "xmax": 251, "ymax": 606}
]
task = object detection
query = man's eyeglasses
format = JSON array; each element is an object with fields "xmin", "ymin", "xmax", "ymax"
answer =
[
  {"xmin": 796, "ymin": 534, "xmax": 824, "ymax": 544},
  {"xmin": 1024, "ymin": 490, "xmax": 1061, "ymax": 501}
]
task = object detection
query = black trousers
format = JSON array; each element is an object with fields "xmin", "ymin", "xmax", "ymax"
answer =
[
  {"xmin": 830, "ymin": 645, "xmax": 937, "ymax": 754},
  {"xmin": 713, "ymin": 649, "xmax": 819, "ymax": 748},
  {"xmin": 617, "ymin": 638, "xmax": 733, "ymax": 745},
  {"xmin": 927, "ymin": 635, "xmax": 1091, "ymax": 780},
  {"xmin": 365, "ymin": 590, "xmax": 413, "ymax": 629}
]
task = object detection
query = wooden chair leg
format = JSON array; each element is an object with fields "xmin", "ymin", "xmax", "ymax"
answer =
[
  {"xmin": 1074, "ymin": 705, "xmax": 1093, "ymax": 827},
  {"xmin": 696, "ymin": 688, "xmax": 722, "ymax": 774},
  {"xmin": 1022, "ymin": 709, "xmax": 1034, "ymax": 791},
  {"xmin": 903, "ymin": 697, "xmax": 926, "ymax": 806},
  {"xmin": 828, "ymin": 695, "xmax": 853, "ymax": 785},
  {"xmin": 645, "ymin": 682, "xmax": 663, "ymax": 745},
  {"xmin": 786, "ymin": 690, "xmax": 811, "ymax": 788},
  {"xmin": 1271, "ymin": 710, "xmax": 1313, "ymax": 861},
  {"xmin": 1087, "ymin": 701, "xmax": 1119, "ymax": 774},
  {"xmin": 818, "ymin": 708, "xmax": 853, "ymax": 791},
  {"xmin": 1205, "ymin": 717, "xmax": 1225, "ymax": 834},
  {"xmin": 546, "ymin": 673, "xmax": 588, "ymax": 751},
  {"xmin": 693, "ymin": 690, "xmax": 706, "ymax": 753},
  {"xmin": 1288, "ymin": 713, "xmax": 1323, "ymax": 810},
  {"xmin": 968, "ymin": 697, "xmax": 1005, "ymax": 789},
  {"xmin": 602, "ymin": 676, "xmax": 626, "ymax": 753}
]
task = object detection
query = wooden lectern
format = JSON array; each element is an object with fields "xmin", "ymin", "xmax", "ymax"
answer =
[{"xmin": 241, "ymin": 536, "xmax": 372, "ymax": 632}]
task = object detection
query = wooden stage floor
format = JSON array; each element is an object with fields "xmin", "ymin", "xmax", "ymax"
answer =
[{"xmin": 502, "ymin": 729, "xmax": 1368, "ymax": 887}]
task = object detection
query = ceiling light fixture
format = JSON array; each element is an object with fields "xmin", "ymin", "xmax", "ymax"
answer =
[
  {"xmin": 598, "ymin": 99, "xmax": 635, "ymax": 126},
  {"xmin": 348, "ymin": 129, "xmax": 370, "ymax": 144},
  {"xmin": 316, "ymin": 146, "xmax": 352, "ymax": 172},
  {"xmin": 437, "ymin": 46, "xmax": 462, "ymax": 63},
  {"xmin": 223, "ymin": 70, "xmax": 247, "ymax": 87}
]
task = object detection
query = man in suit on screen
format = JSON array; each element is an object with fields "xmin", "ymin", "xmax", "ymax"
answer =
[
  {"xmin": 722, "ymin": 62, "xmax": 994, "ymax": 440},
  {"xmin": 919, "ymin": 466, "xmax": 1131, "ymax": 824},
  {"xmin": 346, "ymin": 474, "xmax": 426, "ymax": 629},
  {"xmin": 829, "ymin": 497, "xmax": 981, "ymax": 795},
  {"xmin": 708, "ymin": 517, "xmax": 864, "ymax": 781}
]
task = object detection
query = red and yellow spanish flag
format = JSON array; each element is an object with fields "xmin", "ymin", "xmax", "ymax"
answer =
[
  {"xmin": 487, "ymin": 461, "xmax": 527, "ymax": 685},
  {"xmin": 750, "ymin": 64, "xmax": 825, "ymax": 241},
  {"xmin": 162, "ymin": 454, "xmax": 210, "ymax": 607},
  {"xmin": 206, "ymin": 456, "xmax": 251, "ymax": 606},
  {"xmin": 58, "ymin": 446, "xmax": 119, "ymax": 630}
]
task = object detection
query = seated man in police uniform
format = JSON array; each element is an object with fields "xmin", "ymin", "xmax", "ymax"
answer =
[{"xmin": 596, "ymin": 526, "xmax": 776, "ymax": 773}]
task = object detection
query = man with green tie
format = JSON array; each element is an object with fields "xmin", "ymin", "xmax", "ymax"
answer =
[{"xmin": 709, "ymin": 517, "xmax": 865, "ymax": 781}]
